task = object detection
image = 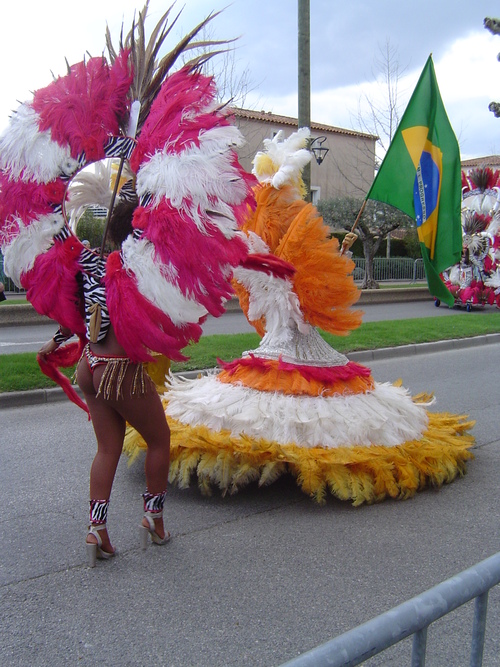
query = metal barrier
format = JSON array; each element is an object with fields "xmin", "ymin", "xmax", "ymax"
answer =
[
  {"xmin": 279, "ymin": 551, "xmax": 500, "ymax": 667},
  {"xmin": 353, "ymin": 258, "xmax": 425, "ymax": 283},
  {"xmin": 1, "ymin": 254, "xmax": 425, "ymax": 291},
  {"xmin": 0, "ymin": 254, "xmax": 24, "ymax": 293}
]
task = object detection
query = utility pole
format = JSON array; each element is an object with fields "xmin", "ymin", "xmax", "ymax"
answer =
[{"xmin": 298, "ymin": 0, "xmax": 311, "ymax": 201}]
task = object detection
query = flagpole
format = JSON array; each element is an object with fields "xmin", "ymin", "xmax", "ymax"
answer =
[
  {"xmin": 99, "ymin": 100, "xmax": 141, "ymax": 258},
  {"xmin": 340, "ymin": 199, "xmax": 367, "ymax": 255},
  {"xmin": 350, "ymin": 199, "xmax": 367, "ymax": 233}
]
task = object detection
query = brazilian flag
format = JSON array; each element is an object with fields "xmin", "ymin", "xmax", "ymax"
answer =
[{"xmin": 366, "ymin": 55, "xmax": 462, "ymax": 307}]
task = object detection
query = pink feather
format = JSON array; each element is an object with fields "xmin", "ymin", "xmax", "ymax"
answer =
[
  {"xmin": 218, "ymin": 355, "xmax": 372, "ymax": 385},
  {"xmin": 130, "ymin": 68, "xmax": 226, "ymax": 171},
  {"xmin": 32, "ymin": 52, "xmax": 132, "ymax": 161},
  {"xmin": 105, "ymin": 251, "xmax": 202, "ymax": 363},
  {"xmin": 37, "ymin": 338, "xmax": 90, "ymax": 417},
  {"xmin": 240, "ymin": 253, "xmax": 296, "ymax": 279},
  {"xmin": 0, "ymin": 174, "xmax": 66, "ymax": 232},
  {"xmin": 132, "ymin": 202, "xmax": 247, "ymax": 315},
  {"xmin": 21, "ymin": 236, "xmax": 85, "ymax": 334}
]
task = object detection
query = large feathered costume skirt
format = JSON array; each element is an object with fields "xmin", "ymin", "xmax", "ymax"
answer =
[{"xmin": 123, "ymin": 356, "xmax": 474, "ymax": 505}]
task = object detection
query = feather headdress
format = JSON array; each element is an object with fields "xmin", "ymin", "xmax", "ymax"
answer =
[
  {"xmin": 105, "ymin": 1, "xmax": 231, "ymax": 133},
  {"xmin": 0, "ymin": 3, "xmax": 256, "ymax": 405},
  {"xmin": 234, "ymin": 129, "xmax": 361, "ymax": 338},
  {"xmin": 108, "ymin": 66, "xmax": 256, "ymax": 361}
]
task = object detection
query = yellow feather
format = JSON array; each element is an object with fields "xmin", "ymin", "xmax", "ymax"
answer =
[{"xmin": 124, "ymin": 409, "xmax": 475, "ymax": 505}]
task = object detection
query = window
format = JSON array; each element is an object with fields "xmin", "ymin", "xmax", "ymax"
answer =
[{"xmin": 311, "ymin": 186, "xmax": 320, "ymax": 206}]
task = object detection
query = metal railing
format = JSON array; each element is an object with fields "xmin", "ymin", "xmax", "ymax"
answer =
[
  {"xmin": 353, "ymin": 257, "xmax": 425, "ymax": 283},
  {"xmin": 0, "ymin": 255, "xmax": 24, "ymax": 293},
  {"xmin": 278, "ymin": 551, "xmax": 500, "ymax": 667},
  {"xmin": 0, "ymin": 255, "xmax": 425, "ymax": 293}
]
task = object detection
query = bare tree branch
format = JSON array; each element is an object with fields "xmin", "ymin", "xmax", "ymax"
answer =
[{"xmin": 326, "ymin": 40, "xmax": 412, "ymax": 287}]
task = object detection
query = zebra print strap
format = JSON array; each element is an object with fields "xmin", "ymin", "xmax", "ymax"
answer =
[
  {"xmin": 118, "ymin": 179, "xmax": 137, "ymax": 203},
  {"xmin": 104, "ymin": 136, "xmax": 136, "ymax": 160},
  {"xmin": 139, "ymin": 192, "xmax": 153, "ymax": 207},
  {"xmin": 53, "ymin": 326, "xmax": 73, "ymax": 344},
  {"xmin": 142, "ymin": 490, "xmax": 166, "ymax": 514},
  {"xmin": 89, "ymin": 499, "xmax": 110, "ymax": 525}
]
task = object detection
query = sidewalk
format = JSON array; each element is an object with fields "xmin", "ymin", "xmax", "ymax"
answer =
[{"xmin": 0, "ymin": 284, "xmax": 432, "ymax": 327}]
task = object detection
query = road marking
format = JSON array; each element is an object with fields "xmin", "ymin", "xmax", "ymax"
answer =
[{"xmin": 0, "ymin": 341, "xmax": 46, "ymax": 347}]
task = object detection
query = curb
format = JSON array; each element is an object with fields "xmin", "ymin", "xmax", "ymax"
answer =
[
  {"xmin": 2, "ymin": 333, "xmax": 498, "ymax": 409},
  {"xmin": 0, "ymin": 286, "xmax": 432, "ymax": 327}
]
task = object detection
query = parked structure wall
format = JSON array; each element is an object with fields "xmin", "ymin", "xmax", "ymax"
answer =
[
  {"xmin": 233, "ymin": 109, "xmax": 377, "ymax": 202},
  {"xmin": 461, "ymin": 154, "xmax": 500, "ymax": 174}
]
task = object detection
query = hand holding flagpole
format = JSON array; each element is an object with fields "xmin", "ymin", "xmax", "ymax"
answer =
[{"xmin": 340, "ymin": 200, "xmax": 366, "ymax": 255}]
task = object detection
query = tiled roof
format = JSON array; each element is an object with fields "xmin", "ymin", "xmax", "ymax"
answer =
[
  {"xmin": 461, "ymin": 155, "xmax": 500, "ymax": 167},
  {"xmin": 233, "ymin": 108, "xmax": 378, "ymax": 140}
]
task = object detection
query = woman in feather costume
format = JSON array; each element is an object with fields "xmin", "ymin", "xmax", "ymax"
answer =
[
  {"xmin": 444, "ymin": 168, "xmax": 500, "ymax": 309},
  {"xmin": 125, "ymin": 128, "xmax": 475, "ymax": 505},
  {"xmin": 0, "ymin": 4, "xmax": 256, "ymax": 566}
]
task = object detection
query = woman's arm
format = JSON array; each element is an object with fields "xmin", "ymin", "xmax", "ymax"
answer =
[{"xmin": 38, "ymin": 326, "xmax": 73, "ymax": 357}]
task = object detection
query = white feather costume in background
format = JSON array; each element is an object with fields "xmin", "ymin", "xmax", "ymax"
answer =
[
  {"xmin": 125, "ymin": 130, "xmax": 475, "ymax": 505},
  {"xmin": 444, "ymin": 167, "xmax": 500, "ymax": 307}
]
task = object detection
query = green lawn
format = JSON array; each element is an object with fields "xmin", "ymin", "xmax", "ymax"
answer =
[{"xmin": 1, "ymin": 311, "xmax": 499, "ymax": 393}]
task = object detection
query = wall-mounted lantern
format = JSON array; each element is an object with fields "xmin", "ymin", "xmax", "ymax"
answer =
[{"xmin": 310, "ymin": 136, "xmax": 329, "ymax": 165}]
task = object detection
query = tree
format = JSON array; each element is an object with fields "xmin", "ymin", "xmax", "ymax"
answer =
[
  {"xmin": 484, "ymin": 17, "xmax": 500, "ymax": 117},
  {"xmin": 318, "ymin": 196, "xmax": 413, "ymax": 288},
  {"xmin": 181, "ymin": 23, "xmax": 258, "ymax": 109},
  {"xmin": 75, "ymin": 210, "xmax": 106, "ymax": 249},
  {"xmin": 354, "ymin": 202, "xmax": 412, "ymax": 288},
  {"xmin": 354, "ymin": 39, "xmax": 406, "ymax": 158},
  {"xmin": 204, "ymin": 45, "xmax": 255, "ymax": 108}
]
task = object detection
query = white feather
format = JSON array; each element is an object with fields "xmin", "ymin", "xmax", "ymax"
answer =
[
  {"xmin": 165, "ymin": 374, "xmax": 429, "ymax": 448},
  {"xmin": 487, "ymin": 212, "xmax": 500, "ymax": 236},
  {"xmin": 252, "ymin": 127, "xmax": 312, "ymax": 187},
  {"xmin": 485, "ymin": 268, "xmax": 500, "ymax": 289},
  {"xmin": 198, "ymin": 124, "xmax": 246, "ymax": 152},
  {"xmin": 246, "ymin": 231, "xmax": 270, "ymax": 254},
  {"xmin": 0, "ymin": 104, "xmax": 78, "ymax": 183},
  {"xmin": 3, "ymin": 213, "xmax": 65, "ymax": 286},
  {"xmin": 136, "ymin": 127, "xmax": 248, "ymax": 236},
  {"xmin": 121, "ymin": 235, "xmax": 208, "ymax": 326},
  {"xmin": 233, "ymin": 264, "xmax": 308, "ymax": 335},
  {"xmin": 66, "ymin": 162, "xmax": 114, "ymax": 225},
  {"xmin": 448, "ymin": 265, "xmax": 460, "ymax": 285}
]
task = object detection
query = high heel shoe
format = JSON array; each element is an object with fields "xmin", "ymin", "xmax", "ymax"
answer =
[
  {"xmin": 139, "ymin": 511, "xmax": 171, "ymax": 550},
  {"xmin": 86, "ymin": 524, "xmax": 115, "ymax": 567}
]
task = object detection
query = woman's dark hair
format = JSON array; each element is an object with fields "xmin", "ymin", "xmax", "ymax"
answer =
[{"xmin": 107, "ymin": 198, "xmax": 138, "ymax": 248}]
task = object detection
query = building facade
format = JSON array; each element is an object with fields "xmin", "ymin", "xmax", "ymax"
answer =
[
  {"xmin": 233, "ymin": 109, "xmax": 377, "ymax": 203},
  {"xmin": 461, "ymin": 155, "xmax": 500, "ymax": 174}
]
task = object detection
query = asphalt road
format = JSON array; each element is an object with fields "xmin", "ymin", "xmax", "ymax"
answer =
[
  {"xmin": 0, "ymin": 299, "xmax": 487, "ymax": 355},
  {"xmin": 1, "ymin": 342, "xmax": 499, "ymax": 666}
]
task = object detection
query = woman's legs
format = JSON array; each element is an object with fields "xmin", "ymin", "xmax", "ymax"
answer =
[
  {"xmin": 77, "ymin": 358, "xmax": 126, "ymax": 554},
  {"xmin": 77, "ymin": 357, "xmax": 171, "ymax": 543},
  {"xmin": 110, "ymin": 376, "xmax": 171, "ymax": 540}
]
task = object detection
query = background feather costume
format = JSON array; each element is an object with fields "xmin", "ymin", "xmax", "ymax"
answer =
[
  {"xmin": 443, "ymin": 167, "xmax": 500, "ymax": 308},
  {"xmin": 124, "ymin": 129, "xmax": 475, "ymax": 505}
]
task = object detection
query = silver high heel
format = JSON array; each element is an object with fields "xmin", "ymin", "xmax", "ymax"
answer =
[
  {"xmin": 86, "ymin": 524, "xmax": 115, "ymax": 567},
  {"xmin": 140, "ymin": 511, "xmax": 171, "ymax": 549}
]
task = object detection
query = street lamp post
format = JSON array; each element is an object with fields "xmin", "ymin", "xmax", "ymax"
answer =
[{"xmin": 298, "ymin": 0, "xmax": 311, "ymax": 201}]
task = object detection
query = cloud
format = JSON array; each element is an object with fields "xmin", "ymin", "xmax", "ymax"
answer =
[{"xmin": 0, "ymin": 0, "xmax": 499, "ymax": 161}]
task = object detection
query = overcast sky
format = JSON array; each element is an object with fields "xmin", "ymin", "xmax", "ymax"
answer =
[{"xmin": 1, "ymin": 1, "xmax": 499, "ymax": 160}]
